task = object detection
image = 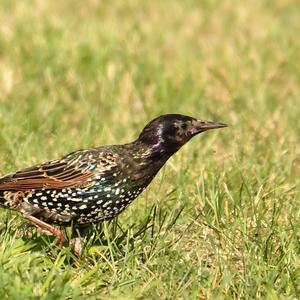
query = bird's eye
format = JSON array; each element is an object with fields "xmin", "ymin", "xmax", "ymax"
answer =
[{"xmin": 181, "ymin": 123, "xmax": 188, "ymax": 130}]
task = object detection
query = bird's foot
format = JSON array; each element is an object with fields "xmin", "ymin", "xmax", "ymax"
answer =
[
  {"xmin": 24, "ymin": 215, "xmax": 65, "ymax": 247},
  {"xmin": 70, "ymin": 236, "xmax": 83, "ymax": 256},
  {"xmin": 70, "ymin": 227, "xmax": 90, "ymax": 256}
]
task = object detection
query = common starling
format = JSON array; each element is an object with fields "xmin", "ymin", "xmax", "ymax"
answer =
[{"xmin": 0, "ymin": 114, "xmax": 227, "ymax": 254}]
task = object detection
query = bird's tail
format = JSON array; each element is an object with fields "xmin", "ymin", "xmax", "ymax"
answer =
[
  {"xmin": 0, "ymin": 190, "xmax": 10, "ymax": 207},
  {"xmin": 0, "ymin": 190, "xmax": 24, "ymax": 210},
  {"xmin": 0, "ymin": 191, "xmax": 6, "ymax": 206}
]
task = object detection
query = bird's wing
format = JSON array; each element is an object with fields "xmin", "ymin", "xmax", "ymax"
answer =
[{"xmin": 0, "ymin": 150, "xmax": 119, "ymax": 191}]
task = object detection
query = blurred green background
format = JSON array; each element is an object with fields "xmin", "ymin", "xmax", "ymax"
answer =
[{"xmin": 0, "ymin": 0, "xmax": 299, "ymax": 299}]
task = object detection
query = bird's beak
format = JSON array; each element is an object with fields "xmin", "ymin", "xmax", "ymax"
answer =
[{"xmin": 192, "ymin": 120, "xmax": 228, "ymax": 134}]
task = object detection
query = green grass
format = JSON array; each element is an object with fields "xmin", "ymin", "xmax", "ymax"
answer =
[{"xmin": 0, "ymin": 0, "xmax": 299, "ymax": 299}]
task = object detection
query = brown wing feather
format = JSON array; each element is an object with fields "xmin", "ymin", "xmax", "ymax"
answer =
[{"xmin": 0, "ymin": 155, "xmax": 97, "ymax": 191}]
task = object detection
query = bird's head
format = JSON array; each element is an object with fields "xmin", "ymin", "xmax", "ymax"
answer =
[{"xmin": 138, "ymin": 114, "xmax": 227, "ymax": 155}]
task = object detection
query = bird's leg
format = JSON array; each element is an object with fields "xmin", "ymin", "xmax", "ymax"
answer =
[
  {"xmin": 24, "ymin": 215, "xmax": 65, "ymax": 246},
  {"xmin": 70, "ymin": 227, "xmax": 90, "ymax": 256}
]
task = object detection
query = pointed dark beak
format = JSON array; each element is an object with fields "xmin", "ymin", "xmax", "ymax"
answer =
[{"xmin": 193, "ymin": 120, "xmax": 228, "ymax": 134}]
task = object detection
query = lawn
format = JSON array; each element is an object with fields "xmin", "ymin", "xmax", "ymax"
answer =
[{"xmin": 0, "ymin": 0, "xmax": 299, "ymax": 299}]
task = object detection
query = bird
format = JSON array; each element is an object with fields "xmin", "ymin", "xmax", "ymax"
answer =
[{"xmin": 0, "ymin": 114, "xmax": 227, "ymax": 255}]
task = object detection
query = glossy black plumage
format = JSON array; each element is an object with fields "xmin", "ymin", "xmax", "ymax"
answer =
[{"xmin": 0, "ymin": 114, "xmax": 227, "ymax": 252}]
